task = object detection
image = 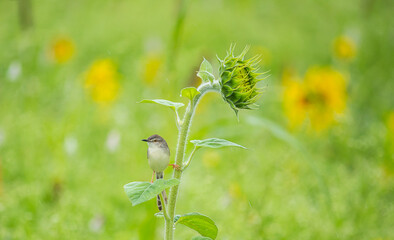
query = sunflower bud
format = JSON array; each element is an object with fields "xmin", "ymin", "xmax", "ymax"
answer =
[{"xmin": 218, "ymin": 45, "xmax": 264, "ymax": 115}]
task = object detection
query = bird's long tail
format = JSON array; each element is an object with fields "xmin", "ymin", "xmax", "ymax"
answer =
[{"xmin": 156, "ymin": 172, "xmax": 167, "ymax": 211}]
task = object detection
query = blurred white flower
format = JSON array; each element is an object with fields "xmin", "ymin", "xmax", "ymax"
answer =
[
  {"xmin": 7, "ymin": 61, "xmax": 22, "ymax": 81},
  {"xmin": 89, "ymin": 214, "xmax": 105, "ymax": 233},
  {"xmin": 144, "ymin": 36, "xmax": 163, "ymax": 53},
  {"xmin": 114, "ymin": 106, "xmax": 129, "ymax": 126},
  {"xmin": 50, "ymin": 214, "xmax": 59, "ymax": 224},
  {"xmin": 0, "ymin": 129, "xmax": 5, "ymax": 146},
  {"xmin": 219, "ymin": 194, "xmax": 231, "ymax": 209},
  {"xmin": 64, "ymin": 136, "xmax": 78, "ymax": 156},
  {"xmin": 106, "ymin": 130, "xmax": 121, "ymax": 152}
]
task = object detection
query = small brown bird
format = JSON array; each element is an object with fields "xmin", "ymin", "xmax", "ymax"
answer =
[{"xmin": 142, "ymin": 134, "xmax": 170, "ymax": 211}]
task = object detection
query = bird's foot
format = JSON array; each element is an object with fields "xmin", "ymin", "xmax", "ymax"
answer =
[
  {"xmin": 169, "ymin": 164, "xmax": 181, "ymax": 171},
  {"xmin": 151, "ymin": 171, "xmax": 155, "ymax": 183}
]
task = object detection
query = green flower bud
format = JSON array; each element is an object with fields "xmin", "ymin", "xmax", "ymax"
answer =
[{"xmin": 218, "ymin": 45, "xmax": 264, "ymax": 115}]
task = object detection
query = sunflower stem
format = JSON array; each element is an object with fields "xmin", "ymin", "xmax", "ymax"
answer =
[{"xmin": 164, "ymin": 82, "xmax": 217, "ymax": 239}]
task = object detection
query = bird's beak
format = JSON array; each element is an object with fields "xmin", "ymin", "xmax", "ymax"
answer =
[{"xmin": 142, "ymin": 139, "xmax": 148, "ymax": 142}]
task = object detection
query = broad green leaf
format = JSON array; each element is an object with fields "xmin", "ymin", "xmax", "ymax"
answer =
[
  {"xmin": 197, "ymin": 58, "xmax": 214, "ymax": 82},
  {"xmin": 190, "ymin": 138, "xmax": 246, "ymax": 149},
  {"xmin": 175, "ymin": 212, "xmax": 218, "ymax": 239},
  {"xmin": 139, "ymin": 99, "xmax": 184, "ymax": 111},
  {"xmin": 181, "ymin": 87, "xmax": 200, "ymax": 101},
  {"xmin": 192, "ymin": 237, "xmax": 213, "ymax": 240},
  {"xmin": 124, "ymin": 179, "xmax": 180, "ymax": 206}
]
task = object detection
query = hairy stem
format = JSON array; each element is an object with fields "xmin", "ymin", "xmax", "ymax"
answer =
[
  {"xmin": 164, "ymin": 217, "xmax": 173, "ymax": 240},
  {"xmin": 164, "ymin": 82, "xmax": 219, "ymax": 239}
]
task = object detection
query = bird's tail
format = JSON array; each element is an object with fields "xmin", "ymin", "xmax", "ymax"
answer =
[{"xmin": 156, "ymin": 172, "xmax": 167, "ymax": 211}]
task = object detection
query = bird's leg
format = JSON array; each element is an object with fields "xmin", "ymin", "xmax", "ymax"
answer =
[
  {"xmin": 169, "ymin": 164, "xmax": 181, "ymax": 171},
  {"xmin": 151, "ymin": 171, "xmax": 155, "ymax": 183}
]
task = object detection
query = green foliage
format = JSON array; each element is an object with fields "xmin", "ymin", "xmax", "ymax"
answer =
[
  {"xmin": 124, "ymin": 179, "xmax": 180, "ymax": 206},
  {"xmin": 181, "ymin": 87, "xmax": 201, "ymax": 102},
  {"xmin": 155, "ymin": 212, "xmax": 181, "ymax": 219},
  {"xmin": 192, "ymin": 237, "xmax": 212, "ymax": 240},
  {"xmin": 175, "ymin": 212, "xmax": 218, "ymax": 240},
  {"xmin": 154, "ymin": 212, "xmax": 164, "ymax": 218},
  {"xmin": 139, "ymin": 99, "xmax": 184, "ymax": 111},
  {"xmin": 197, "ymin": 58, "xmax": 214, "ymax": 83},
  {"xmin": 190, "ymin": 138, "xmax": 246, "ymax": 149}
]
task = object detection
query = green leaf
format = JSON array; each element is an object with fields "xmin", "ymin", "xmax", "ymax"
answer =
[
  {"xmin": 190, "ymin": 138, "xmax": 246, "ymax": 149},
  {"xmin": 139, "ymin": 99, "xmax": 184, "ymax": 111},
  {"xmin": 181, "ymin": 87, "xmax": 200, "ymax": 101},
  {"xmin": 197, "ymin": 58, "xmax": 214, "ymax": 82},
  {"xmin": 124, "ymin": 179, "xmax": 180, "ymax": 206},
  {"xmin": 175, "ymin": 212, "xmax": 218, "ymax": 239},
  {"xmin": 192, "ymin": 237, "xmax": 213, "ymax": 240},
  {"xmin": 155, "ymin": 212, "xmax": 182, "ymax": 220},
  {"xmin": 154, "ymin": 212, "xmax": 164, "ymax": 218}
]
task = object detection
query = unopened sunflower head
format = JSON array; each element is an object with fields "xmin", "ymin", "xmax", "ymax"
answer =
[{"xmin": 218, "ymin": 45, "xmax": 264, "ymax": 115}]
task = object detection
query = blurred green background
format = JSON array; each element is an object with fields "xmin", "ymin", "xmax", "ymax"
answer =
[{"xmin": 0, "ymin": 0, "xmax": 393, "ymax": 239}]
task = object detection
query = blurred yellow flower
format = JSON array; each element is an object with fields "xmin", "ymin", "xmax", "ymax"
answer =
[
  {"xmin": 141, "ymin": 53, "xmax": 163, "ymax": 86},
  {"xmin": 379, "ymin": 112, "xmax": 394, "ymax": 183},
  {"xmin": 228, "ymin": 182, "xmax": 244, "ymax": 199},
  {"xmin": 84, "ymin": 59, "xmax": 120, "ymax": 104},
  {"xmin": 283, "ymin": 66, "xmax": 347, "ymax": 131},
  {"xmin": 51, "ymin": 37, "xmax": 75, "ymax": 63},
  {"xmin": 282, "ymin": 67, "xmax": 307, "ymax": 128},
  {"xmin": 333, "ymin": 35, "xmax": 356, "ymax": 61},
  {"xmin": 387, "ymin": 112, "xmax": 394, "ymax": 136},
  {"xmin": 202, "ymin": 150, "xmax": 221, "ymax": 169},
  {"xmin": 386, "ymin": 111, "xmax": 394, "ymax": 153}
]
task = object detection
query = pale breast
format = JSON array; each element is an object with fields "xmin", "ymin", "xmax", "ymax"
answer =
[{"xmin": 148, "ymin": 145, "xmax": 170, "ymax": 172}]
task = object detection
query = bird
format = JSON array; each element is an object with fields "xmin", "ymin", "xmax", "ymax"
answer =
[{"xmin": 142, "ymin": 134, "xmax": 178, "ymax": 211}]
